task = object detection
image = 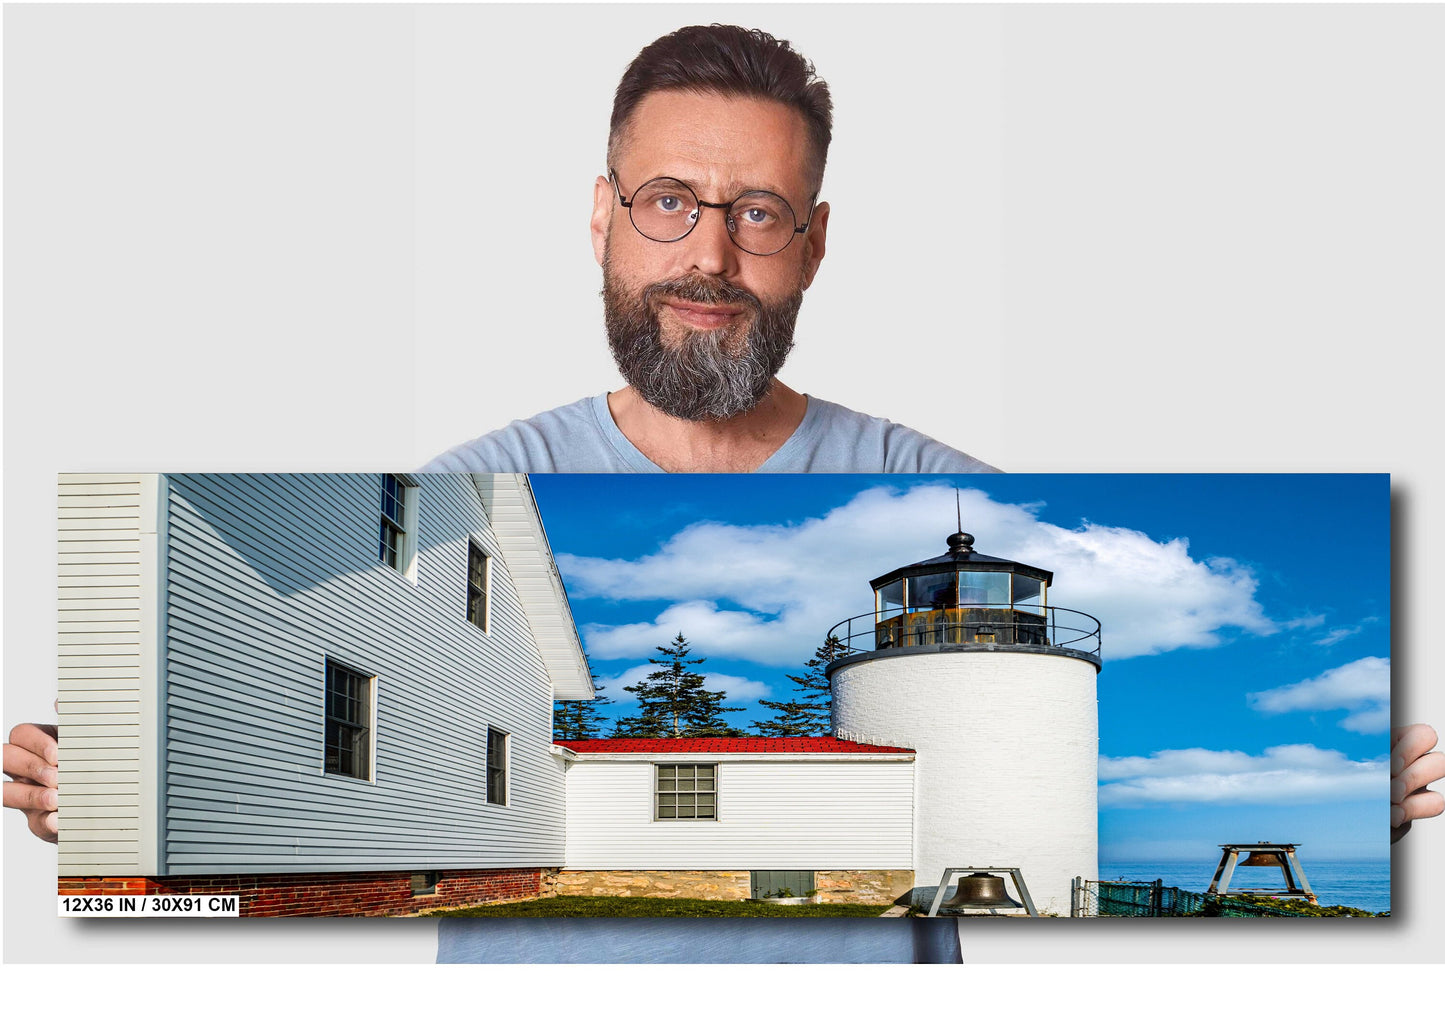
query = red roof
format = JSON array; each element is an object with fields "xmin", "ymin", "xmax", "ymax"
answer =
[{"xmin": 554, "ymin": 737, "xmax": 913, "ymax": 754}]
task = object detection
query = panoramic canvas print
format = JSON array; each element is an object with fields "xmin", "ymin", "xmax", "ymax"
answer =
[{"xmin": 54, "ymin": 472, "xmax": 1390, "ymax": 918}]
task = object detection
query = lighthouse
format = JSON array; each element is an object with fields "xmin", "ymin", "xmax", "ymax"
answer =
[{"xmin": 825, "ymin": 529, "xmax": 1102, "ymax": 915}]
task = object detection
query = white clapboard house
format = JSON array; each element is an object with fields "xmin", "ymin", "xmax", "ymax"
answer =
[
  {"xmin": 58, "ymin": 474, "xmax": 1099, "ymax": 915},
  {"xmin": 57, "ymin": 472, "xmax": 593, "ymax": 915}
]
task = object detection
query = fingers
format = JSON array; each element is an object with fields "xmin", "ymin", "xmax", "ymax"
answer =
[
  {"xmin": 1391, "ymin": 750, "xmax": 1445, "ymax": 804},
  {"xmin": 1404, "ymin": 790, "xmax": 1445, "ymax": 821},
  {"xmin": 1392, "ymin": 790, "xmax": 1445, "ymax": 829},
  {"xmin": 8, "ymin": 723, "xmax": 59, "ymax": 761},
  {"xmin": 25, "ymin": 807, "xmax": 59, "ymax": 844},
  {"xmin": 5, "ymin": 725, "xmax": 62, "ymax": 845},
  {"xmin": 1390, "ymin": 724, "xmax": 1439, "ymax": 776},
  {"xmin": 5, "ymin": 780, "xmax": 60, "ymax": 844},
  {"xmin": 1390, "ymin": 726, "xmax": 1443, "ymax": 832},
  {"xmin": 4, "ymin": 723, "xmax": 62, "ymax": 845},
  {"xmin": 3, "ymin": 743, "xmax": 59, "ymax": 792},
  {"xmin": 4, "ymin": 779, "xmax": 58, "ymax": 814}
]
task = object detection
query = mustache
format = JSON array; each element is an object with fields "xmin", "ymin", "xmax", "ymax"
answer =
[{"xmin": 642, "ymin": 275, "xmax": 763, "ymax": 315}]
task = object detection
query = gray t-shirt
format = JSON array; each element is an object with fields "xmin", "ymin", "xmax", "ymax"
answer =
[
  {"xmin": 421, "ymin": 393, "xmax": 999, "ymax": 473},
  {"xmin": 426, "ymin": 391, "xmax": 983, "ymax": 962}
]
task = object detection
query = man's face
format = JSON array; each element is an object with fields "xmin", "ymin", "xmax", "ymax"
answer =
[{"xmin": 591, "ymin": 90, "xmax": 830, "ymax": 420}]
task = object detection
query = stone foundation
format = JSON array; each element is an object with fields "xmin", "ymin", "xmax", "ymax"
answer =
[
  {"xmin": 555, "ymin": 869, "xmax": 752, "ymax": 901},
  {"xmin": 554, "ymin": 869, "xmax": 914, "ymax": 904},
  {"xmin": 815, "ymin": 869, "xmax": 915, "ymax": 905},
  {"xmin": 58, "ymin": 867, "xmax": 551, "ymax": 917}
]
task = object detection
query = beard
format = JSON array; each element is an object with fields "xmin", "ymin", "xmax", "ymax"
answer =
[{"xmin": 602, "ymin": 260, "xmax": 804, "ymax": 422}]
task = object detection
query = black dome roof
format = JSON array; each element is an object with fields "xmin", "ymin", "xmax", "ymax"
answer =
[{"xmin": 869, "ymin": 532, "xmax": 1054, "ymax": 590}]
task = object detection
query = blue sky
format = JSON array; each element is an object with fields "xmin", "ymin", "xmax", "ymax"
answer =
[{"xmin": 531, "ymin": 474, "xmax": 1391, "ymax": 861}]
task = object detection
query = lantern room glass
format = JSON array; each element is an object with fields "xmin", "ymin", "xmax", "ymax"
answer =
[
  {"xmin": 1012, "ymin": 575, "xmax": 1045, "ymax": 610},
  {"xmin": 906, "ymin": 572, "xmax": 957, "ymax": 611},
  {"xmin": 957, "ymin": 572, "xmax": 1010, "ymax": 606},
  {"xmin": 875, "ymin": 570, "xmax": 1047, "ymax": 622},
  {"xmin": 876, "ymin": 578, "xmax": 905, "ymax": 617}
]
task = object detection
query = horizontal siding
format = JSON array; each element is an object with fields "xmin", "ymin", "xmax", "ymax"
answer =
[
  {"xmin": 476, "ymin": 475, "xmax": 591, "ymax": 699},
  {"xmin": 162, "ymin": 474, "xmax": 565, "ymax": 874},
  {"xmin": 57, "ymin": 474, "xmax": 152, "ymax": 875},
  {"xmin": 565, "ymin": 760, "xmax": 914, "ymax": 870}
]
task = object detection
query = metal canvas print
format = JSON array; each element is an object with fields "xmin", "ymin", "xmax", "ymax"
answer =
[{"xmin": 53, "ymin": 472, "xmax": 1391, "ymax": 919}]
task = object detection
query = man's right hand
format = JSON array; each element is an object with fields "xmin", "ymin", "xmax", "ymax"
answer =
[{"xmin": 4, "ymin": 723, "xmax": 59, "ymax": 843}]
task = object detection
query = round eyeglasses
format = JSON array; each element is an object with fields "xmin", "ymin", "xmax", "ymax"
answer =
[{"xmin": 610, "ymin": 169, "xmax": 816, "ymax": 257}]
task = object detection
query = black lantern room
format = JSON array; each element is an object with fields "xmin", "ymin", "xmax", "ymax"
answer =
[{"xmin": 869, "ymin": 531, "xmax": 1054, "ymax": 649}]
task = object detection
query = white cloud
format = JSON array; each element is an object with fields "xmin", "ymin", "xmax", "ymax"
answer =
[
  {"xmin": 1098, "ymin": 744, "xmax": 1387, "ymax": 807},
  {"xmin": 561, "ymin": 482, "xmax": 1275, "ymax": 666},
  {"xmin": 1247, "ymin": 657, "xmax": 1390, "ymax": 734},
  {"xmin": 1315, "ymin": 626, "xmax": 1364, "ymax": 647},
  {"xmin": 592, "ymin": 662, "xmax": 771, "ymax": 703}
]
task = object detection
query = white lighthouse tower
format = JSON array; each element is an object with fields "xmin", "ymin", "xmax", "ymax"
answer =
[{"xmin": 826, "ymin": 529, "xmax": 1101, "ymax": 915}]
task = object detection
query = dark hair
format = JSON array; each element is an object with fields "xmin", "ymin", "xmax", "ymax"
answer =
[{"xmin": 608, "ymin": 24, "xmax": 833, "ymax": 189}]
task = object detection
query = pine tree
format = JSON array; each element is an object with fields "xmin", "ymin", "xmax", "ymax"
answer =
[
  {"xmin": 750, "ymin": 634, "xmax": 847, "ymax": 737},
  {"xmin": 553, "ymin": 663, "xmax": 613, "ymax": 741},
  {"xmin": 611, "ymin": 633, "xmax": 741, "ymax": 738},
  {"xmin": 682, "ymin": 683, "xmax": 745, "ymax": 738},
  {"xmin": 609, "ymin": 706, "xmax": 672, "ymax": 739}
]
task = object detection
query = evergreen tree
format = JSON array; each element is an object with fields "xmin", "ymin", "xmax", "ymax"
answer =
[
  {"xmin": 750, "ymin": 634, "xmax": 847, "ymax": 737},
  {"xmin": 553, "ymin": 663, "xmax": 612, "ymax": 741},
  {"xmin": 682, "ymin": 683, "xmax": 745, "ymax": 738},
  {"xmin": 611, "ymin": 633, "xmax": 741, "ymax": 738},
  {"xmin": 609, "ymin": 706, "xmax": 672, "ymax": 739}
]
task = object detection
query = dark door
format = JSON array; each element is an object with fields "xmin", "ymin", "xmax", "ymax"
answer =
[{"xmin": 751, "ymin": 870, "xmax": 815, "ymax": 899}]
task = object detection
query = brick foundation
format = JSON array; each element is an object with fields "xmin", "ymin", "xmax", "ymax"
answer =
[
  {"xmin": 553, "ymin": 869, "xmax": 914, "ymax": 904},
  {"xmin": 58, "ymin": 867, "xmax": 551, "ymax": 917}
]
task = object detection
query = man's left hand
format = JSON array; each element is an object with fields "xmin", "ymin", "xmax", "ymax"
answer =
[{"xmin": 1391, "ymin": 723, "xmax": 1444, "ymax": 843}]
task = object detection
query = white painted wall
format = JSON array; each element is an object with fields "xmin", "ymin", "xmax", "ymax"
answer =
[
  {"xmin": 471, "ymin": 474, "xmax": 592, "ymax": 701},
  {"xmin": 56, "ymin": 474, "xmax": 163, "ymax": 876},
  {"xmin": 563, "ymin": 757, "xmax": 914, "ymax": 871},
  {"xmin": 832, "ymin": 651, "xmax": 1098, "ymax": 914}
]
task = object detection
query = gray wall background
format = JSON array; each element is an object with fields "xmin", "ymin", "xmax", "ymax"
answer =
[{"xmin": 5, "ymin": 1, "xmax": 1442, "ymax": 976}]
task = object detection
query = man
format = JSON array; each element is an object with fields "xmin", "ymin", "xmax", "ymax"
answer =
[
  {"xmin": 422, "ymin": 24, "xmax": 996, "ymax": 475},
  {"xmin": 422, "ymin": 22, "xmax": 1441, "ymax": 839},
  {"xmin": 8, "ymin": 23, "xmax": 1442, "ymax": 960}
]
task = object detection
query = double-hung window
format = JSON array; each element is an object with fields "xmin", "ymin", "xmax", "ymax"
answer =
[
  {"xmin": 467, "ymin": 541, "xmax": 490, "ymax": 632},
  {"xmin": 379, "ymin": 474, "xmax": 418, "ymax": 580},
  {"xmin": 486, "ymin": 727, "xmax": 508, "ymax": 804},
  {"xmin": 656, "ymin": 764, "xmax": 716, "ymax": 820},
  {"xmin": 325, "ymin": 659, "xmax": 374, "ymax": 780}
]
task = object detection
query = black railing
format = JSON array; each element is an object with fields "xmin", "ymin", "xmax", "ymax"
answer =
[{"xmin": 826, "ymin": 604, "xmax": 1101, "ymax": 662}]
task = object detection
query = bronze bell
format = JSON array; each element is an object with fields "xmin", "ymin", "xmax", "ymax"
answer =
[
  {"xmin": 940, "ymin": 872, "xmax": 1023, "ymax": 911},
  {"xmin": 1240, "ymin": 850, "xmax": 1283, "ymax": 867}
]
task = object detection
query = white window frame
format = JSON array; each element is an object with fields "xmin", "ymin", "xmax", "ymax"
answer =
[
  {"xmin": 466, "ymin": 537, "xmax": 492, "ymax": 634},
  {"xmin": 654, "ymin": 763, "xmax": 717, "ymax": 821},
  {"xmin": 323, "ymin": 657, "xmax": 378, "ymax": 784},
  {"xmin": 486, "ymin": 726, "xmax": 509, "ymax": 805},
  {"xmin": 378, "ymin": 473, "xmax": 420, "ymax": 583}
]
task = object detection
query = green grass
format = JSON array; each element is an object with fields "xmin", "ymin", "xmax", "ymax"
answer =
[{"xmin": 426, "ymin": 896, "xmax": 894, "ymax": 918}]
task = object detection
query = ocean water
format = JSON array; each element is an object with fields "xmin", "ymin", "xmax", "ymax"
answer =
[{"xmin": 1098, "ymin": 859, "xmax": 1391, "ymax": 914}]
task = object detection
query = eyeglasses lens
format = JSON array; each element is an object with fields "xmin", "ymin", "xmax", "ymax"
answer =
[{"xmin": 628, "ymin": 178, "xmax": 798, "ymax": 256}]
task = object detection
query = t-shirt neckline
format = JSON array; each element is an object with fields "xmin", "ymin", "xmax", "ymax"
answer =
[{"xmin": 589, "ymin": 392, "xmax": 821, "ymax": 473}]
